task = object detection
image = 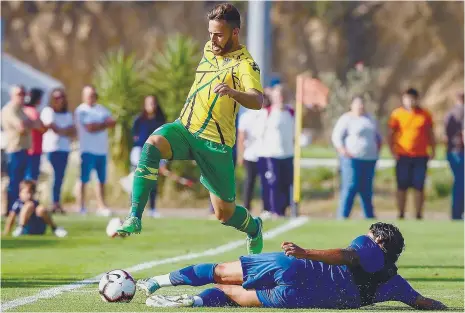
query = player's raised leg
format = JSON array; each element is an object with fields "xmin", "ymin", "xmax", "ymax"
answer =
[
  {"xmin": 210, "ymin": 194, "xmax": 263, "ymax": 254},
  {"xmin": 137, "ymin": 261, "xmax": 243, "ymax": 296},
  {"xmin": 117, "ymin": 134, "xmax": 172, "ymax": 235}
]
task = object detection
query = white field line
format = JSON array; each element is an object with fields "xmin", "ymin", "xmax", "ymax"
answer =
[{"xmin": 1, "ymin": 216, "xmax": 309, "ymax": 311}]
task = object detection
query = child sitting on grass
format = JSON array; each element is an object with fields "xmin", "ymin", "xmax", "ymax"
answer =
[{"xmin": 3, "ymin": 180, "xmax": 67, "ymax": 237}]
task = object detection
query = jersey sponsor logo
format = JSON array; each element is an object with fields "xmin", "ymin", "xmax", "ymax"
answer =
[{"xmin": 251, "ymin": 62, "xmax": 260, "ymax": 74}]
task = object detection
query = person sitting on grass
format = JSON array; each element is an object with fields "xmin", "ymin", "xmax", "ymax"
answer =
[
  {"xmin": 136, "ymin": 222, "xmax": 446, "ymax": 310},
  {"xmin": 2, "ymin": 180, "xmax": 67, "ymax": 237}
]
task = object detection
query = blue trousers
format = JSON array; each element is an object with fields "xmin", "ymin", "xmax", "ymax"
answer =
[
  {"xmin": 338, "ymin": 157, "xmax": 376, "ymax": 219},
  {"xmin": 258, "ymin": 157, "xmax": 293, "ymax": 216},
  {"xmin": 447, "ymin": 152, "xmax": 464, "ymax": 220},
  {"xmin": 25, "ymin": 154, "xmax": 41, "ymax": 181},
  {"xmin": 47, "ymin": 151, "xmax": 69, "ymax": 203},
  {"xmin": 7, "ymin": 150, "xmax": 28, "ymax": 212}
]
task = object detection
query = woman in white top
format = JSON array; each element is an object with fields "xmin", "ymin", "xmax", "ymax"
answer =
[
  {"xmin": 40, "ymin": 88, "xmax": 76, "ymax": 214},
  {"xmin": 331, "ymin": 96, "xmax": 381, "ymax": 219}
]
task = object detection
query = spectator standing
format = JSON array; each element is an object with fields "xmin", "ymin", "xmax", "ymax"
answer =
[
  {"xmin": 332, "ymin": 96, "xmax": 381, "ymax": 219},
  {"xmin": 131, "ymin": 95, "xmax": 166, "ymax": 218},
  {"xmin": 444, "ymin": 91, "xmax": 464, "ymax": 220},
  {"xmin": 1, "ymin": 85, "xmax": 41, "ymax": 214},
  {"xmin": 237, "ymin": 94, "xmax": 271, "ymax": 211},
  {"xmin": 75, "ymin": 85, "xmax": 116, "ymax": 216},
  {"xmin": 40, "ymin": 88, "xmax": 76, "ymax": 214},
  {"xmin": 388, "ymin": 88, "xmax": 436, "ymax": 219},
  {"xmin": 23, "ymin": 88, "xmax": 46, "ymax": 181},
  {"xmin": 257, "ymin": 83, "xmax": 295, "ymax": 218}
]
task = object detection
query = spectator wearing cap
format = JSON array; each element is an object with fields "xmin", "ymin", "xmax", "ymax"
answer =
[
  {"xmin": 75, "ymin": 85, "xmax": 116, "ymax": 216},
  {"xmin": 257, "ymin": 82, "xmax": 295, "ymax": 218},
  {"xmin": 23, "ymin": 88, "xmax": 46, "ymax": 181},
  {"xmin": 332, "ymin": 96, "xmax": 381, "ymax": 219},
  {"xmin": 1, "ymin": 85, "xmax": 43, "ymax": 213},
  {"xmin": 444, "ymin": 91, "xmax": 464, "ymax": 220},
  {"xmin": 387, "ymin": 88, "xmax": 436, "ymax": 219}
]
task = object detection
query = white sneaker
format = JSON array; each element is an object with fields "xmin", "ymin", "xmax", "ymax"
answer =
[
  {"xmin": 12, "ymin": 226, "xmax": 24, "ymax": 237},
  {"xmin": 96, "ymin": 208, "xmax": 112, "ymax": 217},
  {"xmin": 260, "ymin": 211, "xmax": 273, "ymax": 220},
  {"xmin": 146, "ymin": 295, "xmax": 194, "ymax": 308},
  {"xmin": 148, "ymin": 210, "xmax": 162, "ymax": 218},
  {"xmin": 54, "ymin": 227, "xmax": 67, "ymax": 238}
]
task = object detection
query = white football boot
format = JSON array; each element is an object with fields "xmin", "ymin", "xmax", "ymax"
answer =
[{"xmin": 146, "ymin": 294, "xmax": 194, "ymax": 308}]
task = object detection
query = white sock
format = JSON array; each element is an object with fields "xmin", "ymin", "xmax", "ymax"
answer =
[
  {"xmin": 193, "ymin": 296, "xmax": 203, "ymax": 307},
  {"xmin": 152, "ymin": 274, "xmax": 172, "ymax": 287}
]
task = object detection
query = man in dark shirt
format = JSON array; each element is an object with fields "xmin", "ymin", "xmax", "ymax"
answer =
[{"xmin": 445, "ymin": 91, "xmax": 464, "ymax": 220}]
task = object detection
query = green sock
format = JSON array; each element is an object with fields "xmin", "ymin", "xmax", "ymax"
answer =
[
  {"xmin": 223, "ymin": 205, "xmax": 259, "ymax": 237},
  {"xmin": 130, "ymin": 143, "xmax": 160, "ymax": 219}
]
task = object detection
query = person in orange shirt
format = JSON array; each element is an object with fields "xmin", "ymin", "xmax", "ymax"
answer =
[{"xmin": 387, "ymin": 88, "xmax": 436, "ymax": 219}]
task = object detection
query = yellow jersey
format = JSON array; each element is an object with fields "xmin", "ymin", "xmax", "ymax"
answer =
[{"xmin": 179, "ymin": 41, "xmax": 263, "ymax": 147}]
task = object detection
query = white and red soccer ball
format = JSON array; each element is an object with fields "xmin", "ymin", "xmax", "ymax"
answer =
[
  {"xmin": 106, "ymin": 218, "xmax": 123, "ymax": 238},
  {"xmin": 98, "ymin": 269, "xmax": 136, "ymax": 303}
]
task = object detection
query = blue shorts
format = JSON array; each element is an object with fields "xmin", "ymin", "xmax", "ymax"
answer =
[
  {"xmin": 80, "ymin": 153, "xmax": 107, "ymax": 184},
  {"xmin": 395, "ymin": 156, "xmax": 428, "ymax": 190},
  {"xmin": 23, "ymin": 214, "xmax": 47, "ymax": 235},
  {"xmin": 240, "ymin": 252, "xmax": 309, "ymax": 309},
  {"xmin": 25, "ymin": 154, "xmax": 41, "ymax": 180}
]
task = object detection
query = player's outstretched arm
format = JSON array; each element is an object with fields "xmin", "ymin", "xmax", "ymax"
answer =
[
  {"xmin": 213, "ymin": 83, "xmax": 263, "ymax": 110},
  {"xmin": 411, "ymin": 295, "xmax": 447, "ymax": 310},
  {"xmin": 281, "ymin": 242, "xmax": 359, "ymax": 266}
]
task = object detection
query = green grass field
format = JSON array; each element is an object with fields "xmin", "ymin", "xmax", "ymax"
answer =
[
  {"xmin": 1, "ymin": 215, "xmax": 463, "ymax": 312},
  {"xmin": 301, "ymin": 145, "xmax": 447, "ymax": 160}
]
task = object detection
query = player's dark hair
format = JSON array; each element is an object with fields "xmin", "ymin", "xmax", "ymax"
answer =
[
  {"xmin": 369, "ymin": 222, "xmax": 405, "ymax": 264},
  {"xmin": 207, "ymin": 3, "xmax": 241, "ymax": 29},
  {"xmin": 403, "ymin": 87, "xmax": 419, "ymax": 99},
  {"xmin": 20, "ymin": 180, "xmax": 37, "ymax": 194},
  {"xmin": 24, "ymin": 88, "xmax": 44, "ymax": 107}
]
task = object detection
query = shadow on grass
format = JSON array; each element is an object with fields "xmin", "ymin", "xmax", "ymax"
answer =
[
  {"xmin": 1, "ymin": 277, "xmax": 95, "ymax": 288},
  {"xmin": 406, "ymin": 277, "xmax": 464, "ymax": 282},
  {"xmin": 400, "ymin": 265, "xmax": 464, "ymax": 269},
  {"xmin": 1, "ymin": 238, "xmax": 60, "ymax": 249},
  {"xmin": 362, "ymin": 304, "xmax": 464, "ymax": 311}
]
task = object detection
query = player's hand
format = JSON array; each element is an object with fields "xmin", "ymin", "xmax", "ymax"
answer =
[
  {"xmin": 281, "ymin": 242, "xmax": 308, "ymax": 258},
  {"xmin": 213, "ymin": 83, "xmax": 236, "ymax": 98}
]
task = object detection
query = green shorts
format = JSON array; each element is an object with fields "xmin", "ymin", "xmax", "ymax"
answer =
[{"xmin": 152, "ymin": 119, "xmax": 235, "ymax": 202}]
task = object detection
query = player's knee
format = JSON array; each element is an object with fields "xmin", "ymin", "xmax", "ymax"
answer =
[
  {"xmin": 213, "ymin": 263, "xmax": 228, "ymax": 281},
  {"xmin": 35, "ymin": 205, "xmax": 48, "ymax": 217},
  {"xmin": 22, "ymin": 201, "xmax": 36, "ymax": 214},
  {"xmin": 146, "ymin": 135, "xmax": 171, "ymax": 159}
]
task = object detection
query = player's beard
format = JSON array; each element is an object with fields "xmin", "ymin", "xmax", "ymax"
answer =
[{"xmin": 212, "ymin": 36, "xmax": 234, "ymax": 56}]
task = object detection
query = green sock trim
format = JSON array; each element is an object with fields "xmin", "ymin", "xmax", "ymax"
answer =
[
  {"xmin": 223, "ymin": 205, "xmax": 258, "ymax": 237},
  {"xmin": 130, "ymin": 143, "xmax": 161, "ymax": 219}
]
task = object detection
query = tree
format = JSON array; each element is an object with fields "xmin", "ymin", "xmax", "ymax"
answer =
[
  {"xmin": 145, "ymin": 34, "xmax": 201, "ymax": 121},
  {"xmin": 319, "ymin": 64, "xmax": 382, "ymax": 138},
  {"xmin": 93, "ymin": 48, "xmax": 146, "ymax": 174}
]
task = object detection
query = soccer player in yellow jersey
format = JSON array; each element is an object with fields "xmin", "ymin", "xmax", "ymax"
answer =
[{"xmin": 118, "ymin": 3, "xmax": 265, "ymax": 254}]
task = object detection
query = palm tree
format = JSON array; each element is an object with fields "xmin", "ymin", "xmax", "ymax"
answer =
[
  {"xmin": 145, "ymin": 33, "xmax": 201, "ymax": 121},
  {"xmin": 93, "ymin": 48, "xmax": 146, "ymax": 174}
]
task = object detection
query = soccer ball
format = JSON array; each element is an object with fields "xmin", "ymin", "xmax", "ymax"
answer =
[
  {"xmin": 98, "ymin": 269, "xmax": 136, "ymax": 303},
  {"xmin": 106, "ymin": 217, "xmax": 123, "ymax": 238}
]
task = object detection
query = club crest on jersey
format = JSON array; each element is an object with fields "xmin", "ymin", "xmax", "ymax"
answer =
[
  {"xmin": 251, "ymin": 62, "xmax": 260, "ymax": 73},
  {"xmin": 223, "ymin": 58, "xmax": 231, "ymax": 66}
]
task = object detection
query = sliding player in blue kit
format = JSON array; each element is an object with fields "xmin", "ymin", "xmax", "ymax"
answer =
[{"xmin": 136, "ymin": 222, "xmax": 446, "ymax": 310}]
